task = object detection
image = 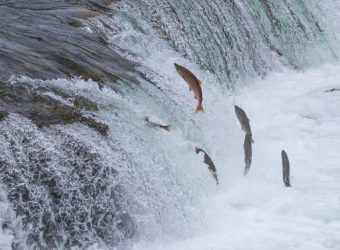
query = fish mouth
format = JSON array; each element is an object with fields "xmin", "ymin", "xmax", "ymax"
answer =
[{"xmin": 174, "ymin": 63, "xmax": 180, "ymax": 72}]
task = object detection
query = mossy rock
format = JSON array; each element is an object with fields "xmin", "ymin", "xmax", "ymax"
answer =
[
  {"xmin": 36, "ymin": 86, "xmax": 99, "ymax": 112},
  {"xmin": 32, "ymin": 94, "xmax": 108, "ymax": 136},
  {"xmin": 0, "ymin": 111, "xmax": 8, "ymax": 121},
  {"xmin": 78, "ymin": 116, "xmax": 108, "ymax": 136},
  {"xmin": 67, "ymin": 18, "xmax": 84, "ymax": 28},
  {"xmin": 56, "ymin": 57, "xmax": 104, "ymax": 83},
  {"xmin": 74, "ymin": 96, "xmax": 99, "ymax": 111},
  {"xmin": 36, "ymin": 86, "xmax": 72, "ymax": 100},
  {"xmin": 0, "ymin": 83, "xmax": 108, "ymax": 136}
]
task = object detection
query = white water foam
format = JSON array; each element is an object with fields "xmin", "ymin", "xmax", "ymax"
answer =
[{"xmin": 130, "ymin": 63, "xmax": 340, "ymax": 250}]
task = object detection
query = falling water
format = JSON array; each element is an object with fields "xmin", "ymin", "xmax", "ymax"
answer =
[{"xmin": 0, "ymin": 0, "xmax": 339, "ymax": 249}]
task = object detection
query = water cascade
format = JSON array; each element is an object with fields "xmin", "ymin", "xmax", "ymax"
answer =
[{"xmin": 0, "ymin": 0, "xmax": 339, "ymax": 249}]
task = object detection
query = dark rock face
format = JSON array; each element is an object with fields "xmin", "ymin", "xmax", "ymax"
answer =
[
  {"xmin": 0, "ymin": 82, "xmax": 108, "ymax": 136},
  {"xmin": 0, "ymin": 111, "xmax": 8, "ymax": 121},
  {"xmin": 0, "ymin": 1, "xmax": 138, "ymax": 248},
  {"xmin": 0, "ymin": 0, "xmax": 136, "ymax": 84}
]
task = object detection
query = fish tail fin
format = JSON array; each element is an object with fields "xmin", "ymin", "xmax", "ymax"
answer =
[
  {"xmin": 244, "ymin": 166, "xmax": 250, "ymax": 176},
  {"xmin": 195, "ymin": 104, "xmax": 204, "ymax": 113},
  {"xmin": 214, "ymin": 174, "xmax": 219, "ymax": 185},
  {"xmin": 163, "ymin": 125, "xmax": 171, "ymax": 132}
]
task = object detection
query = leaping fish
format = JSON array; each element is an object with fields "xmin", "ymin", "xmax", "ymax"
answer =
[
  {"xmin": 144, "ymin": 117, "xmax": 171, "ymax": 132},
  {"xmin": 174, "ymin": 63, "xmax": 204, "ymax": 113},
  {"xmin": 195, "ymin": 148, "xmax": 218, "ymax": 184},
  {"xmin": 234, "ymin": 105, "xmax": 254, "ymax": 143},
  {"xmin": 281, "ymin": 150, "xmax": 291, "ymax": 187},
  {"xmin": 243, "ymin": 133, "xmax": 252, "ymax": 175}
]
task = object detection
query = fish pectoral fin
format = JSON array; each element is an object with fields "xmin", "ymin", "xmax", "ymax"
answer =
[
  {"xmin": 189, "ymin": 86, "xmax": 192, "ymax": 91},
  {"xmin": 194, "ymin": 95, "xmax": 197, "ymax": 99}
]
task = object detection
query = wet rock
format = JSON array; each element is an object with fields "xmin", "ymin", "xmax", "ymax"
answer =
[
  {"xmin": 0, "ymin": 82, "xmax": 108, "ymax": 136},
  {"xmin": 0, "ymin": 0, "xmax": 138, "ymax": 85},
  {"xmin": 67, "ymin": 18, "xmax": 85, "ymax": 28},
  {"xmin": 74, "ymin": 96, "xmax": 99, "ymax": 111},
  {"xmin": 0, "ymin": 111, "xmax": 8, "ymax": 121},
  {"xmin": 55, "ymin": 56, "xmax": 105, "ymax": 83}
]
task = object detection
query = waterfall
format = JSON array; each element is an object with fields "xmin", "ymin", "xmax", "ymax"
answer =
[
  {"xmin": 0, "ymin": 0, "xmax": 339, "ymax": 249},
  {"xmin": 92, "ymin": 0, "xmax": 337, "ymax": 88}
]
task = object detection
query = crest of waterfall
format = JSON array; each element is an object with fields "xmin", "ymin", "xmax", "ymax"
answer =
[{"xmin": 91, "ymin": 0, "xmax": 338, "ymax": 89}]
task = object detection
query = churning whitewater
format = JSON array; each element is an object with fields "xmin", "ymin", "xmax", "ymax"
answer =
[
  {"xmin": 0, "ymin": 0, "xmax": 339, "ymax": 249},
  {"xmin": 131, "ymin": 63, "xmax": 340, "ymax": 250}
]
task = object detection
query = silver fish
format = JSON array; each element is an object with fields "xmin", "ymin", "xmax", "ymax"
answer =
[
  {"xmin": 144, "ymin": 117, "xmax": 171, "ymax": 132},
  {"xmin": 243, "ymin": 133, "xmax": 252, "ymax": 175},
  {"xmin": 234, "ymin": 105, "xmax": 254, "ymax": 143},
  {"xmin": 195, "ymin": 148, "xmax": 218, "ymax": 184},
  {"xmin": 281, "ymin": 150, "xmax": 291, "ymax": 187}
]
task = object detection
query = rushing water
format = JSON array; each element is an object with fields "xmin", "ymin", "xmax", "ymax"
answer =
[{"xmin": 0, "ymin": 0, "xmax": 339, "ymax": 249}]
